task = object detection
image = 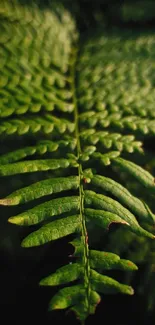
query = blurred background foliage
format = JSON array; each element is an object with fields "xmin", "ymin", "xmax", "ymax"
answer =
[{"xmin": 1, "ymin": 0, "xmax": 155, "ymax": 324}]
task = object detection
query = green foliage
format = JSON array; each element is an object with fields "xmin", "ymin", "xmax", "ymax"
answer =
[{"xmin": 0, "ymin": 0, "xmax": 155, "ymax": 323}]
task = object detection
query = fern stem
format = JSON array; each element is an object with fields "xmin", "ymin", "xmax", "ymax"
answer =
[{"xmin": 70, "ymin": 46, "xmax": 90, "ymax": 318}]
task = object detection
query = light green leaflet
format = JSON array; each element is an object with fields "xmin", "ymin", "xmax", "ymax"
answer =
[
  {"xmin": 22, "ymin": 214, "xmax": 81, "ymax": 247},
  {"xmin": 82, "ymin": 129, "xmax": 142, "ymax": 153},
  {"xmin": 9, "ymin": 196, "xmax": 80, "ymax": 225},
  {"xmin": 93, "ymin": 151, "xmax": 120, "ymax": 165},
  {"xmin": 40, "ymin": 263, "xmax": 83, "ymax": 286},
  {"xmin": 0, "ymin": 139, "xmax": 76, "ymax": 164},
  {"xmin": 0, "ymin": 176, "xmax": 79, "ymax": 205},
  {"xmin": 0, "ymin": 159, "xmax": 73, "ymax": 176},
  {"xmin": 90, "ymin": 269, "xmax": 134, "ymax": 295},
  {"xmin": 49, "ymin": 285, "xmax": 86, "ymax": 310},
  {"xmin": 89, "ymin": 250, "xmax": 138, "ymax": 271}
]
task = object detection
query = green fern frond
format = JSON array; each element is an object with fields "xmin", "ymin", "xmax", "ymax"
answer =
[
  {"xmin": 0, "ymin": 138, "xmax": 76, "ymax": 164},
  {"xmin": 0, "ymin": 114, "xmax": 75, "ymax": 136},
  {"xmin": 0, "ymin": 158, "xmax": 76, "ymax": 176},
  {"xmin": 78, "ymin": 30, "xmax": 155, "ymax": 127},
  {"xmin": 80, "ymin": 111, "xmax": 155, "ymax": 135},
  {"xmin": 0, "ymin": 0, "xmax": 77, "ymax": 119},
  {"xmin": 81, "ymin": 129, "xmax": 143, "ymax": 153},
  {"xmin": 0, "ymin": 0, "xmax": 155, "ymax": 323}
]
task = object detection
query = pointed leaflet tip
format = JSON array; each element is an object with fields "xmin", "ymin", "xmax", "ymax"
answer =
[
  {"xmin": 139, "ymin": 228, "xmax": 155, "ymax": 240},
  {"xmin": 0, "ymin": 199, "xmax": 12, "ymax": 206},
  {"xmin": 117, "ymin": 259, "xmax": 138, "ymax": 271},
  {"xmin": 8, "ymin": 216, "xmax": 25, "ymax": 225}
]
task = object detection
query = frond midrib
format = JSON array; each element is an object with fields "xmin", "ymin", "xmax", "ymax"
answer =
[{"xmin": 71, "ymin": 46, "xmax": 91, "ymax": 315}]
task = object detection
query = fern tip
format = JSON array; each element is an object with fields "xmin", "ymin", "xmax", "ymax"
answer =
[
  {"xmin": 122, "ymin": 286, "xmax": 134, "ymax": 296},
  {"xmin": 39, "ymin": 279, "xmax": 47, "ymax": 286},
  {"xmin": 0, "ymin": 199, "xmax": 14, "ymax": 206},
  {"xmin": 21, "ymin": 239, "xmax": 30, "ymax": 248},
  {"xmin": 8, "ymin": 216, "xmax": 24, "ymax": 225},
  {"xmin": 129, "ymin": 287, "xmax": 134, "ymax": 295}
]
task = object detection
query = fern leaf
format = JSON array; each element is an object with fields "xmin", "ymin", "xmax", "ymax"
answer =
[
  {"xmin": 9, "ymin": 196, "xmax": 80, "ymax": 225},
  {"xmin": 89, "ymin": 250, "xmax": 138, "ymax": 271},
  {"xmin": 0, "ymin": 138, "xmax": 76, "ymax": 164},
  {"xmin": 40, "ymin": 263, "xmax": 83, "ymax": 286},
  {"xmin": 0, "ymin": 176, "xmax": 79, "ymax": 205},
  {"xmin": 48, "ymin": 285, "xmax": 86, "ymax": 310},
  {"xmin": 80, "ymin": 112, "xmax": 155, "ymax": 135},
  {"xmin": 82, "ymin": 129, "xmax": 143, "ymax": 153},
  {"xmin": 85, "ymin": 191, "xmax": 155, "ymax": 239},
  {"xmin": 0, "ymin": 0, "xmax": 155, "ymax": 322},
  {"xmin": 0, "ymin": 159, "xmax": 74, "ymax": 176},
  {"xmin": 22, "ymin": 215, "xmax": 81, "ymax": 247},
  {"xmin": 113, "ymin": 157, "xmax": 155, "ymax": 192},
  {"xmin": 91, "ymin": 174, "xmax": 155, "ymax": 224},
  {"xmin": 90, "ymin": 269, "xmax": 134, "ymax": 295},
  {"xmin": 0, "ymin": 115, "xmax": 75, "ymax": 136}
]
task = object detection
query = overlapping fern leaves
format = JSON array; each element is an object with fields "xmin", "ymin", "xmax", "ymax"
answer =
[{"xmin": 0, "ymin": 0, "xmax": 155, "ymax": 322}]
